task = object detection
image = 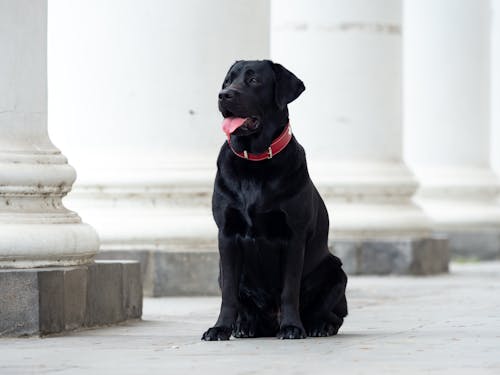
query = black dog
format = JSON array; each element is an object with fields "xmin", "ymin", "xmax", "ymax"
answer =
[{"xmin": 202, "ymin": 60, "xmax": 347, "ymax": 340}]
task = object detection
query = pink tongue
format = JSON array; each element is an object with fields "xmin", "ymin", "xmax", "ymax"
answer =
[{"xmin": 222, "ymin": 117, "xmax": 247, "ymax": 136}]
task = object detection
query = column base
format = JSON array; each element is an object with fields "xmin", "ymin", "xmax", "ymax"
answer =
[
  {"xmin": 442, "ymin": 230, "xmax": 500, "ymax": 260},
  {"xmin": 331, "ymin": 235, "xmax": 449, "ymax": 275},
  {"xmin": 0, "ymin": 261, "xmax": 142, "ymax": 337},
  {"xmin": 412, "ymin": 166, "xmax": 500, "ymax": 261}
]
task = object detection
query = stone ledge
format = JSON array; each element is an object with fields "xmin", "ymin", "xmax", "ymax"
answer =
[
  {"xmin": 0, "ymin": 261, "xmax": 142, "ymax": 337},
  {"xmin": 97, "ymin": 237, "xmax": 449, "ymax": 297},
  {"xmin": 442, "ymin": 230, "xmax": 500, "ymax": 260},
  {"xmin": 96, "ymin": 251, "xmax": 220, "ymax": 297},
  {"xmin": 332, "ymin": 236, "xmax": 449, "ymax": 275}
]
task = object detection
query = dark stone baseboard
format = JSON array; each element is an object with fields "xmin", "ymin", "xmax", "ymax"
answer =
[
  {"xmin": 97, "ymin": 236, "xmax": 449, "ymax": 297},
  {"xmin": 441, "ymin": 230, "xmax": 500, "ymax": 260},
  {"xmin": 0, "ymin": 261, "xmax": 142, "ymax": 337},
  {"xmin": 96, "ymin": 251, "xmax": 220, "ymax": 297},
  {"xmin": 331, "ymin": 236, "xmax": 449, "ymax": 275}
]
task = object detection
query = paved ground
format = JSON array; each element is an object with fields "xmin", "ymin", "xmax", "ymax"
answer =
[{"xmin": 1, "ymin": 262, "xmax": 499, "ymax": 374}]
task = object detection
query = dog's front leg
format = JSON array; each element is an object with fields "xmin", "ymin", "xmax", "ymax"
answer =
[
  {"xmin": 278, "ymin": 241, "xmax": 306, "ymax": 339},
  {"xmin": 201, "ymin": 234, "xmax": 241, "ymax": 341}
]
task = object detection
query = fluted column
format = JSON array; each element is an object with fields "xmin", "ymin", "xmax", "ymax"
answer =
[
  {"xmin": 404, "ymin": 0, "xmax": 500, "ymax": 259},
  {"xmin": 48, "ymin": 0, "xmax": 270, "ymax": 295},
  {"xmin": 0, "ymin": 0, "xmax": 143, "ymax": 337},
  {"xmin": 271, "ymin": 0, "xmax": 446, "ymax": 274},
  {"xmin": 0, "ymin": 0, "xmax": 99, "ymax": 268},
  {"xmin": 492, "ymin": 1, "xmax": 500, "ymax": 181}
]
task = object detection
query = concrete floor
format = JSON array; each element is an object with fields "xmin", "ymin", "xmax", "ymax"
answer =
[{"xmin": 1, "ymin": 262, "xmax": 499, "ymax": 374}]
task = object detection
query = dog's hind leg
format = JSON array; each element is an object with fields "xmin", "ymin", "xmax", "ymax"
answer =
[
  {"xmin": 302, "ymin": 287, "xmax": 346, "ymax": 337},
  {"xmin": 300, "ymin": 254, "xmax": 348, "ymax": 337}
]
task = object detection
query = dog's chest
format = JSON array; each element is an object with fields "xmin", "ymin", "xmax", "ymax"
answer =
[{"xmin": 227, "ymin": 179, "xmax": 291, "ymax": 240}]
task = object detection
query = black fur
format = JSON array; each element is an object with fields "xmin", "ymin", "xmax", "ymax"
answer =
[{"xmin": 202, "ymin": 60, "xmax": 347, "ymax": 341}]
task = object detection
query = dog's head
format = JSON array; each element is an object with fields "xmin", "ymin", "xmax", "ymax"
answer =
[{"xmin": 218, "ymin": 60, "xmax": 305, "ymax": 150}]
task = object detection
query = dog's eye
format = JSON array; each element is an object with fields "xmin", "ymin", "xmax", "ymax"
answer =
[{"xmin": 248, "ymin": 77, "xmax": 258, "ymax": 84}]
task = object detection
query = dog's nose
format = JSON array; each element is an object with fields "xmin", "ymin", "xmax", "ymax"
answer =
[{"xmin": 218, "ymin": 89, "xmax": 235, "ymax": 101}]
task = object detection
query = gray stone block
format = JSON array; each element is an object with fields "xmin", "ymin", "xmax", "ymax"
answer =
[
  {"xmin": 64, "ymin": 267, "xmax": 88, "ymax": 330},
  {"xmin": 38, "ymin": 269, "xmax": 65, "ymax": 335},
  {"xmin": 85, "ymin": 262, "xmax": 125, "ymax": 326},
  {"xmin": 359, "ymin": 240, "xmax": 413, "ymax": 274},
  {"xmin": 121, "ymin": 261, "xmax": 143, "ymax": 319},
  {"xmin": 330, "ymin": 240, "xmax": 359, "ymax": 274},
  {"xmin": 96, "ymin": 250, "xmax": 154, "ymax": 296},
  {"xmin": 0, "ymin": 270, "xmax": 39, "ymax": 336},
  {"xmin": 98, "ymin": 250, "xmax": 220, "ymax": 297},
  {"xmin": 96, "ymin": 250, "xmax": 150, "ymax": 282},
  {"xmin": 443, "ymin": 230, "xmax": 500, "ymax": 260},
  {"xmin": 0, "ymin": 261, "xmax": 142, "ymax": 337},
  {"xmin": 331, "ymin": 236, "xmax": 449, "ymax": 275},
  {"xmin": 434, "ymin": 236, "xmax": 450, "ymax": 272},
  {"xmin": 412, "ymin": 236, "xmax": 449, "ymax": 274},
  {"xmin": 152, "ymin": 252, "xmax": 220, "ymax": 296}
]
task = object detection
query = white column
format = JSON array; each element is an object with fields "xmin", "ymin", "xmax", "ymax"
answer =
[
  {"xmin": 48, "ymin": 1, "xmax": 269, "ymax": 273},
  {"xmin": 271, "ymin": 0, "xmax": 431, "ymax": 240},
  {"xmin": 492, "ymin": 0, "xmax": 500, "ymax": 176},
  {"xmin": 0, "ymin": 0, "xmax": 99, "ymax": 268},
  {"xmin": 404, "ymin": 0, "xmax": 500, "ymax": 258}
]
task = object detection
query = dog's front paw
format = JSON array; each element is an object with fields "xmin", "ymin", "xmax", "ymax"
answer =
[
  {"xmin": 201, "ymin": 326, "xmax": 232, "ymax": 341},
  {"xmin": 233, "ymin": 320, "xmax": 257, "ymax": 338},
  {"xmin": 277, "ymin": 325, "xmax": 306, "ymax": 340},
  {"xmin": 306, "ymin": 322, "xmax": 341, "ymax": 337}
]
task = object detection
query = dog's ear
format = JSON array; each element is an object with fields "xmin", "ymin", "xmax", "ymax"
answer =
[{"xmin": 271, "ymin": 62, "xmax": 305, "ymax": 109}]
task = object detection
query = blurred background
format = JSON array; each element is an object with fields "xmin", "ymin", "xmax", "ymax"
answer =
[{"xmin": 45, "ymin": 0, "xmax": 500, "ymax": 296}]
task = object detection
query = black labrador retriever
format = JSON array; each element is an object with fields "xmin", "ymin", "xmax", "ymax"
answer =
[{"xmin": 202, "ymin": 60, "xmax": 347, "ymax": 340}]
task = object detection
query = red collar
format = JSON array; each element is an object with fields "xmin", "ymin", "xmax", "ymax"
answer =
[{"xmin": 227, "ymin": 123, "xmax": 293, "ymax": 161}]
